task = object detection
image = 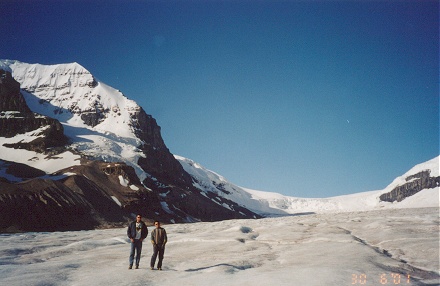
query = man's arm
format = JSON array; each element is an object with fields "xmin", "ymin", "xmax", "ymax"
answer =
[
  {"xmin": 150, "ymin": 229, "xmax": 155, "ymax": 245},
  {"xmin": 141, "ymin": 222, "xmax": 148, "ymax": 239},
  {"xmin": 127, "ymin": 222, "xmax": 133, "ymax": 239},
  {"xmin": 162, "ymin": 229, "xmax": 167, "ymax": 246}
]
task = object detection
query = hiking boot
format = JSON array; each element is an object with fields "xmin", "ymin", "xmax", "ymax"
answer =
[
  {"xmin": 158, "ymin": 268, "xmax": 162, "ymax": 271},
  {"xmin": 135, "ymin": 265, "xmax": 139, "ymax": 269},
  {"xmin": 128, "ymin": 265, "xmax": 133, "ymax": 269}
]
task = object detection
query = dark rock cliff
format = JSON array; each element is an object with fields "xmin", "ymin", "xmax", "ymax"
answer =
[
  {"xmin": 0, "ymin": 160, "xmax": 164, "ymax": 232},
  {"xmin": 0, "ymin": 178, "xmax": 96, "ymax": 232},
  {"xmin": 133, "ymin": 107, "xmax": 193, "ymax": 187},
  {"xmin": 0, "ymin": 69, "xmax": 32, "ymax": 114},
  {"xmin": 130, "ymin": 106, "xmax": 260, "ymax": 222},
  {"xmin": 379, "ymin": 170, "xmax": 440, "ymax": 202},
  {"xmin": 0, "ymin": 69, "xmax": 68, "ymax": 150}
]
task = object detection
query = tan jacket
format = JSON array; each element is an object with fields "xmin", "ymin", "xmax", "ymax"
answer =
[{"xmin": 151, "ymin": 227, "xmax": 167, "ymax": 246}]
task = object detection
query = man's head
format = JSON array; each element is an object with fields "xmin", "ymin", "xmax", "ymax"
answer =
[
  {"xmin": 136, "ymin": 214, "xmax": 142, "ymax": 222},
  {"xmin": 154, "ymin": 220, "xmax": 161, "ymax": 228}
]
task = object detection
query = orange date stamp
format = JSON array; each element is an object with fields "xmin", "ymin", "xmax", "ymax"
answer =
[{"xmin": 352, "ymin": 273, "xmax": 411, "ymax": 284}]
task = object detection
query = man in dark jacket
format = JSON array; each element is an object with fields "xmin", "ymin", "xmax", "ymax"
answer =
[
  {"xmin": 150, "ymin": 220, "xmax": 167, "ymax": 270},
  {"xmin": 127, "ymin": 214, "xmax": 148, "ymax": 269}
]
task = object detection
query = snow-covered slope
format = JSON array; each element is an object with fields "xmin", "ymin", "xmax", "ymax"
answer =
[
  {"xmin": 176, "ymin": 155, "xmax": 439, "ymax": 215},
  {"xmin": 1, "ymin": 60, "xmax": 146, "ymax": 179}
]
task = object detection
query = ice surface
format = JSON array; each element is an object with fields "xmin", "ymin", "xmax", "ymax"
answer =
[{"xmin": 0, "ymin": 208, "xmax": 438, "ymax": 286}]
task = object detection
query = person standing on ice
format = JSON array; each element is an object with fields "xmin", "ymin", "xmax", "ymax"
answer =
[
  {"xmin": 150, "ymin": 220, "xmax": 167, "ymax": 270},
  {"xmin": 127, "ymin": 214, "xmax": 148, "ymax": 269}
]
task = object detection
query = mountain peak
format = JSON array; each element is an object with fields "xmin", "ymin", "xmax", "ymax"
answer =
[
  {"xmin": 1, "ymin": 60, "xmax": 149, "ymax": 179},
  {"xmin": 1, "ymin": 60, "xmax": 141, "ymax": 136}
]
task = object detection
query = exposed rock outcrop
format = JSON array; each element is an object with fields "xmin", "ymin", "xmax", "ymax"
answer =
[
  {"xmin": 0, "ymin": 160, "xmax": 163, "ymax": 232},
  {"xmin": 134, "ymin": 107, "xmax": 194, "ymax": 186},
  {"xmin": 0, "ymin": 160, "xmax": 46, "ymax": 180},
  {"xmin": 0, "ymin": 154, "xmax": 258, "ymax": 232},
  {"xmin": 380, "ymin": 170, "xmax": 440, "ymax": 202},
  {"xmin": 0, "ymin": 178, "xmax": 97, "ymax": 232},
  {"xmin": 0, "ymin": 69, "xmax": 31, "ymax": 114},
  {"xmin": 0, "ymin": 69, "xmax": 68, "ymax": 151}
]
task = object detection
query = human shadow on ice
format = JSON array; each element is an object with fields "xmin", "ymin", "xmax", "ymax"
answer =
[
  {"xmin": 265, "ymin": 212, "xmax": 315, "ymax": 217},
  {"xmin": 185, "ymin": 263, "xmax": 256, "ymax": 273}
]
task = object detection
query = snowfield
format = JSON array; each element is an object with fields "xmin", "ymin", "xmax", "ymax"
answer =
[
  {"xmin": 176, "ymin": 155, "xmax": 439, "ymax": 216},
  {"xmin": 0, "ymin": 208, "xmax": 438, "ymax": 286}
]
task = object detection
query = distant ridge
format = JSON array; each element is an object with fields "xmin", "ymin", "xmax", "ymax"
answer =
[{"xmin": 176, "ymin": 155, "xmax": 439, "ymax": 215}]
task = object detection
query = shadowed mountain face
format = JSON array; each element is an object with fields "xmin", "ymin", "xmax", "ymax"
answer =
[
  {"xmin": 0, "ymin": 160, "xmax": 160, "ymax": 232},
  {"xmin": 0, "ymin": 157, "xmax": 259, "ymax": 232},
  {"xmin": 0, "ymin": 69, "xmax": 68, "ymax": 151}
]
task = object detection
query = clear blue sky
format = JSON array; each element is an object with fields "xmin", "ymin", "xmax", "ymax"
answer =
[{"xmin": 1, "ymin": 0, "xmax": 438, "ymax": 198}]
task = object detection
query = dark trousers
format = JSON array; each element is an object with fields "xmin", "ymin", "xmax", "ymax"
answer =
[
  {"xmin": 150, "ymin": 245, "xmax": 165, "ymax": 268},
  {"xmin": 129, "ymin": 239, "xmax": 143, "ymax": 266}
]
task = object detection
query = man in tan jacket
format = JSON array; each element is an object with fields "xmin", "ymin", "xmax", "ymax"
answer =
[{"xmin": 150, "ymin": 220, "xmax": 167, "ymax": 270}]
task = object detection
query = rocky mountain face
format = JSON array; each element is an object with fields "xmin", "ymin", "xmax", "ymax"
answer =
[
  {"xmin": 379, "ymin": 170, "xmax": 440, "ymax": 202},
  {"xmin": 0, "ymin": 69, "xmax": 68, "ymax": 151},
  {"xmin": 134, "ymin": 108, "xmax": 194, "ymax": 187},
  {"xmin": 0, "ymin": 159, "xmax": 163, "ymax": 232},
  {"xmin": 0, "ymin": 61, "xmax": 260, "ymax": 232}
]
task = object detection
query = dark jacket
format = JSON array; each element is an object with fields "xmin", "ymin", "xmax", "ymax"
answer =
[{"xmin": 127, "ymin": 221, "xmax": 148, "ymax": 240}]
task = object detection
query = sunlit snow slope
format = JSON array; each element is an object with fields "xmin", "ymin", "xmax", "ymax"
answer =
[{"xmin": 176, "ymin": 155, "xmax": 439, "ymax": 215}]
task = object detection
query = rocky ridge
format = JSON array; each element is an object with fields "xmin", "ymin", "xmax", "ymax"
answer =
[
  {"xmin": 0, "ymin": 69, "xmax": 68, "ymax": 151},
  {"xmin": 379, "ymin": 170, "xmax": 440, "ymax": 202}
]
